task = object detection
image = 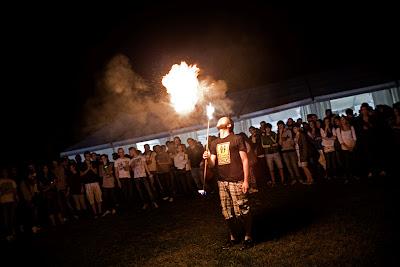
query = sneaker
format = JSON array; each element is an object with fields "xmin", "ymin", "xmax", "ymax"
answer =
[
  {"xmin": 152, "ymin": 202, "xmax": 159, "ymax": 208},
  {"xmin": 162, "ymin": 196, "xmax": 169, "ymax": 201},
  {"xmin": 142, "ymin": 204, "xmax": 149, "ymax": 210},
  {"xmin": 111, "ymin": 209, "xmax": 116, "ymax": 215},
  {"xmin": 169, "ymin": 197, "xmax": 174, "ymax": 202},
  {"xmin": 222, "ymin": 239, "xmax": 239, "ymax": 250},
  {"xmin": 240, "ymin": 239, "xmax": 255, "ymax": 250},
  {"xmin": 248, "ymin": 188, "xmax": 258, "ymax": 194},
  {"xmin": 102, "ymin": 210, "xmax": 111, "ymax": 217},
  {"xmin": 94, "ymin": 215, "xmax": 98, "ymax": 219},
  {"xmin": 290, "ymin": 180, "xmax": 297, "ymax": 185}
]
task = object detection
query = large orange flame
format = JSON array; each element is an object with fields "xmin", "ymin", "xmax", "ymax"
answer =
[{"xmin": 162, "ymin": 61, "xmax": 200, "ymax": 115}]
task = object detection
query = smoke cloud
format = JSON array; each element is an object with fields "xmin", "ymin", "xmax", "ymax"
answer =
[{"xmin": 82, "ymin": 54, "xmax": 233, "ymax": 143}]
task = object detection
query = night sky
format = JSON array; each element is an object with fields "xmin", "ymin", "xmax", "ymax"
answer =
[{"xmin": 2, "ymin": 3, "xmax": 399, "ymax": 164}]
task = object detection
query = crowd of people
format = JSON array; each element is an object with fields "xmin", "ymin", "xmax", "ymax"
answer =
[{"xmin": 1, "ymin": 101, "xmax": 399, "ymax": 242}]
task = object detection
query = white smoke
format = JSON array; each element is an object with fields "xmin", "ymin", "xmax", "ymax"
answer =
[{"xmin": 82, "ymin": 54, "xmax": 234, "ymax": 141}]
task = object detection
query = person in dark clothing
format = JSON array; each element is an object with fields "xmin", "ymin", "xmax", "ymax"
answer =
[
  {"xmin": 389, "ymin": 105, "xmax": 400, "ymax": 176},
  {"xmin": 99, "ymin": 154, "xmax": 119, "ymax": 216},
  {"xmin": 38, "ymin": 164, "xmax": 64, "ymax": 226},
  {"xmin": 203, "ymin": 117, "xmax": 253, "ymax": 250},
  {"xmin": 293, "ymin": 123, "xmax": 314, "ymax": 184},
  {"xmin": 336, "ymin": 116, "xmax": 357, "ymax": 183},
  {"xmin": 19, "ymin": 164, "xmax": 41, "ymax": 233},
  {"xmin": 261, "ymin": 123, "xmax": 285, "ymax": 186},
  {"xmin": 249, "ymin": 126, "xmax": 267, "ymax": 186},
  {"xmin": 186, "ymin": 138, "xmax": 204, "ymax": 190},
  {"xmin": 75, "ymin": 154, "xmax": 82, "ymax": 169},
  {"xmin": 0, "ymin": 168, "xmax": 18, "ymax": 241},
  {"xmin": 239, "ymin": 132, "xmax": 258, "ymax": 193},
  {"xmin": 373, "ymin": 105, "xmax": 392, "ymax": 177},
  {"xmin": 277, "ymin": 120, "xmax": 301, "ymax": 185},
  {"xmin": 80, "ymin": 151, "xmax": 102, "ymax": 218},
  {"xmin": 355, "ymin": 103, "xmax": 376, "ymax": 178},
  {"xmin": 345, "ymin": 108, "xmax": 357, "ymax": 126},
  {"xmin": 67, "ymin": 163, "xmax": 87, "ymax": 218}
]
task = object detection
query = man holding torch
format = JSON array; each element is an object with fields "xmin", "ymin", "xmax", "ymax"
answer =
[
  {"xmin": 161, "ymin": 62, "xmax": 253, "ymax": 248},
  {"xmin": 203, "ymin": 116, "xmax": 254, "ymax": 250}
]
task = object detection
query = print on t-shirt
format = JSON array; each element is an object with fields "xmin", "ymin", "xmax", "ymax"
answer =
[
  {"xmin": 130, "ymin": 156, "xmax": 146, "ymax": 178},
  {"xmin": 117, "ymin": 161, "xmax": 127, "ymax": 171},
  {"xmin": 217, "ymin": 142, "xmax": 231, "ymax": 165}
]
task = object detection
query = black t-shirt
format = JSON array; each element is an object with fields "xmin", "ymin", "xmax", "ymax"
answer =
[
  {"xmin": 80, "ymin": 161, "xmax": 100, "ymax": 184},
  {"xmin": 67, "ymin": 172, "xmax": 82, "ymax": 195},
  {"xmin": 210, "ymin": 133, "xmax": 246, "ymax": 182},
  {"xmin": 187, "ymin": 145, "xmax": 204, "ymax": 168}
]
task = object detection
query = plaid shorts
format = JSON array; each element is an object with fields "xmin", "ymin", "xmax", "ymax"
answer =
[{"xmin": 218, "ymin": 181, "xmax": 250, "ymax": 220}]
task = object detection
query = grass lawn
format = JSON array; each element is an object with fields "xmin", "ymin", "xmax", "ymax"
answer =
[{"xmin": 4, "ymin": 177, "xmax": 397, "ymax": 266}]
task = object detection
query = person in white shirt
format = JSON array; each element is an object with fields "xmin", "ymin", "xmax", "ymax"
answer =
[
  {"xmin": 129, "ymin": 147, "xmax": 158, "ymax": 210},
  {"xmin": 321, "ymin": 117, "xmax": 338, "ymax": 180},
  {"xmin": 336, "ymin": 117, "xmax": 357, "ymax": 183},
  {"xmin": 173, "ymin": 144, "xmax": 192, "ymax": 196},
  {"xmin": 114, "ymin": 148, "xmax": 133, "ymax": 203}
]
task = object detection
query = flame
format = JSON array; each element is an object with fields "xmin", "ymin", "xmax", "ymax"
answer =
[
  {"xmin": 162, "ymin": 61, "xmax": 200, "ymax": 114},
  {"xmin": 206, "ymin": 103, "xmax": 215, "ymax": 120}
]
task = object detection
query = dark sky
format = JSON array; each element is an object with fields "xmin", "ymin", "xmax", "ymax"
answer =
[{"xmin": 2, "ymin": 3, "xmax": 399, "ymax": 164}]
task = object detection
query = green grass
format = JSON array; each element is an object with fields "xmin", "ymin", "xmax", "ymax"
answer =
[{"xmin": 5, "ymin": 178, "xmax": 397, "ymax": 266}]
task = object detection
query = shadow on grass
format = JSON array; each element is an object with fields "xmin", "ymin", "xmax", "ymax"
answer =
[{"xmin": 251, "ymin": 183, "xmax": 334, "ymax": 243}]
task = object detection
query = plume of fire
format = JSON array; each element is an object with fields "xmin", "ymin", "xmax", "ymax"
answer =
[
  {"xmin": 206, "ymin": 102, "xmax": 215, "ymax": 120},
  {"xmin": 161, "ymin": 61, "xmax": 200, "ymax": 115}
]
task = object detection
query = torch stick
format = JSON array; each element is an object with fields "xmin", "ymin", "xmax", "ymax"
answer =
[
  {"xmin": 199, "ymin": 103, "xmax": 214, "ymax": 195},
  {"xmin": 202, "ymin": 119, "xmax": 210, "ymax": 192}
]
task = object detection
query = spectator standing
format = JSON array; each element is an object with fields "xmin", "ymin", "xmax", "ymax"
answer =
[
  {"xmin": 336, "ymin": 117, "xmax": 357, "ymax": 184},
  {"xmin": 0, "ymin": 168, "xmax": 18, "ymax": 241},
  {"xmin": 277, "ymin": 121, "xmax": 302, "ymax": 185},
  {"xmin": 99, "ymin": 154, "xmax": 119, "ymax": 216},
  {"xmin": 114, "ymin": 148, "xmax": 133, "ymax": 203},
  {"xmin": 261, "ymin": 123, "xmax": 285, "ymax": 186},
  {"xmin": 293, "ymin": 124, "xmax": 314, "ymax": 185},
  {"xmin": 80, "ymin": 152, "xmax": 102, "ymax": 218}
]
